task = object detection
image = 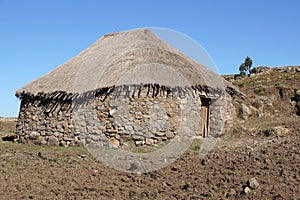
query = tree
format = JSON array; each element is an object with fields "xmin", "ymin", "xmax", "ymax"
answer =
[
  {"xmin": 239, "ymin": 56, "xmax": 253, "ymax": 75},
  {"xmin": 244, "ymin": 56, "xmax": 253, "ymax": 74},
  {"xmin": 239, "ymin": 63, "xmax": 246, "ymax": 76}
]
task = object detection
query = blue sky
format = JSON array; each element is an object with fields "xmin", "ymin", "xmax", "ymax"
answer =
[{"xmin": 1, "ymin": 0, "xmax": 300, "ymax": 117}]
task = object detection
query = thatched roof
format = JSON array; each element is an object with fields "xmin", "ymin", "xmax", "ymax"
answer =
[{"xmin": 16, "ymin": 29, "xmax": 239, "ymax": 99}]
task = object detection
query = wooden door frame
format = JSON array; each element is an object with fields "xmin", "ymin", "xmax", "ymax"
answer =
[{"xmin": 200, "ymin": 97, "xmax": 211, "ymax": 138}]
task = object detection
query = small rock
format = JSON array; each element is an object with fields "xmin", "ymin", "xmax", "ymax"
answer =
[
  {"xmin": 79, "ymin": 154, "xmax": 86, "ymax": 158},
  {"xmin": 244, "ymin": 186, "xmax": 251, "ymax": 194},
  {"xmin": 61, "ymin": 121, "xmax": 68, "ymax": 129},
  {"xmin": 133, "ymin": 125, "xmax": 143, "ymax": 132},
  {"xmin": 136, "ymin": 171, "xmax": 142, "ymax": 176},
  {"xmin": 229, "ymin": 188, "xmax": 236, "ymax": 195},
  {"xmin": 106, "ymin": 129, "xmax": 117, "ymax": 133},
  {"xmin": 247, "ymin": 177, "xmax": 259, "ymax": 190},
  {"xmin": 109, "ymin": 137, "xmax": 119, "ymax": 148},
  {"xmin": 241, "ymin": 103, "xmax": 252, "ymax": 118},
  {"xmin": 89, "ymin": 141, "xmax": 101, "ymax": 148},
  {"xmin": 36, "ymin": 136, "xmax": 47, "ymax": 145},
  {"xmin": 63, "ymin": 137, "xmax": 73, "ymax": 141},
  {"xmin": 180, "ymin": 98, "xmax": 188, "ymax": 104},
  {"xmin": 59, "ymin": 140, "xmax": 67, "ymax": 147},
  {"xmin": 166, "ymin": 132, "xmax": 174, "ymax": 139},
  {"xmin": 145, "ymin": 138, "xmax": 154, "ymax": 145},
  {"xmin": 154, "ymin": 131, "xmax": 166, "ymax": 137},
  {"xmin": 135, "ymin": 140, "xmax": 144, "ymax": 146},
  {"xmin": 47, "ymin": 136, "xmax": 59, "ymax": 146},
  {"xmin": 29, "ymin": 131, "xmax": 40, "ymax": 139},
  {"xmin": 132, "ymin": 134, "xmax": 143, "ymax": 140},
  {"xmin": 124, "ymin": 125, "xmax": 133, "ymax": 131},
  {"xmin": 77, "ymin": 140, "xmax": 85, "ymax": 147}
]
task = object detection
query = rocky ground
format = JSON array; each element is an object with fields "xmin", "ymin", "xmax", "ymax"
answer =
[{"xmin": 1, "ymin": 66, "xmax": 299, "ymax": 199}]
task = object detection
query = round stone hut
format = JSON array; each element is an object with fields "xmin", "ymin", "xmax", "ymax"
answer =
[{"xmin": 15, "ymin": 29, "xmax": 240, "ymax": 147}]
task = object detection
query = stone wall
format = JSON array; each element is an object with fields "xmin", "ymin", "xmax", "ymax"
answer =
[
  {"xmin": 16, "ymin": 95, "xmax": 76, "ymax": 146},
  {"xmin": 16, "ymin": 86, "xmax": 235, "ymax": 148}
]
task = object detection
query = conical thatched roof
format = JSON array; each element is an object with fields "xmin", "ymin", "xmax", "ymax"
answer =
[{"xmin": 16, "ymin": 29, "xmax": 239, "ymax": 98}]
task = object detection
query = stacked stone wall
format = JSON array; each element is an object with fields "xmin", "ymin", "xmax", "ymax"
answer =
[{"xmin": 16, "ymin": 87, "xmax": 236, "ymax": 147}]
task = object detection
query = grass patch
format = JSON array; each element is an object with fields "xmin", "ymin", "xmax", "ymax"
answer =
[
  {"xmin": 122, "ymin": 140, "xmax": 167, "ymax": 153},
  {"xmin": 254, "ymin": 87, "xmax": 262, "ymax": 95},
  {"xmin": 189, "ymin": 139, "xmax": 203, "ymax": 152},
  {"xmin": 0, "ymin": 120, "xmax": 17, "ymax": 134},
  {"xmin": 221, "ymin": 134, "xmax": 232, "ymax": 140},
  {"xmin": 237, "ymin": 81, "xmax": 245, "ymax": 87}
]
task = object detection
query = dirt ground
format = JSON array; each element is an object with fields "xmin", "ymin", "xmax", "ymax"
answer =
[
  {"xmin": 0, "ymin": 117, "xmax": 299, "ymax": 199},
  {"xmin": 1, "ymin": 69, "xmax": 300, "ymax": 199}
]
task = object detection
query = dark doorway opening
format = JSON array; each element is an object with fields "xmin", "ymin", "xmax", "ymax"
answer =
[{"xmin": 200, "ymin": 97, "xmax": 211, "ymax": 137}]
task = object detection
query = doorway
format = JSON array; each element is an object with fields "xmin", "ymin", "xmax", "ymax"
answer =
[{"xmin": 200, "ymin": 97, "xmax": 211, "ymax": 137}]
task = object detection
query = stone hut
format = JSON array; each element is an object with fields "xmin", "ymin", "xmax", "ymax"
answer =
[{"xmin": 15, "ymin": 29, "xmax": 240, "ymax": 147}]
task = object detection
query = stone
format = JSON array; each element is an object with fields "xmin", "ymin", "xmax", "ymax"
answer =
[
  {"xmin": 244, "ymin": 186, "xmax": 251, "ymax": 194},
  {"xmin": 133, "ymin": 125, "xmax": 143, "ymax": 132},
  {"xmin": 135, "ymin": 140, "xmax": 144, "ymax": 146},
  {"xmin": 61, "ymin": 121, "xmax": 68, "ymax": 129},
  {"xmin": 145, "ymin": 138, "xmax": 154, "ymax": 145},
  {"xmin": 40, "ymin": 131, "xmax": 46, "ymax": 136},
  {"xmin": 106, "ymin": 129, "xmax": 117, "ymax": 133},
  {"xmin": 124, "ymin": 125, "xmax": 133, "ymax": 131},
  {"xmin": 247, "ymin": 177, "xmax": 259, "ymax": 190},
  {"xmin": 32, "ymin": 115, "xmax": 38, "ymax": 121},
  {"xmin": 29, "ymin": 131, "xmax": 40, "ymax": 139},
  {"xmin": 134, "ymin": 120, "xmax": 140, "ymax": 125},
  {"xmin": 63, "ymin": 137, "xmax": 73, "ymax": 141},
  {"xmin": 77, "ymin": 140, "xmax": 85, "ymax": 147},
  {"xmin": 89, "ymin": 141, "xmax": 101, "ymax": 148},
  {"xmin": 132, "ymin": 134, "xmax": 143, "ymax": 140},
  {"xmin": 57, "ymin": 125, "xmax": 64, "ymax": 132},
  {"xmin": 109, "ymin": 137, "xmax": 120, "ymax": 148},
  {"xmin": 241, "ymin": 103, "xmax": 252, "ymax": 118},
  {"xmin": 154, "ymin": 131, "xmax": 166, "ymax": 137},
  {"xmin": 47, "ymin": 136, "xmax": 59, "ymax": 146},
  {"xmin": 163, "ymin": 122, "xmax": 171, "ymax": 129},
  {"xmin": 143, "ymin": 131, "xmax": 154, "ymax": 138},
  {"xmin": 135, "ymin": 111, "xmax": 143, "ymax": 116},
  {"xmin": 99, "ymin": 126, "xmax": 106, "ymax": 130},
  {"xmin": 74, "ymin": 136, "xmax": 79, "ymax": 142},
  {"xmin": 35, "ymin": 136, "xmax": 47, "ymax": 145},
  {"xmin": 166, "ymin": 132, "xmax": 174, "ymax": 139},
  {"xmin": 59, "ymin": 140, "xmax": 67, "ymax": 147}
]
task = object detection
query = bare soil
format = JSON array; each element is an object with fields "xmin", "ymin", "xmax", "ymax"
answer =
[{"xmin": 1, "ymin": 69, "xmax": 299, "ymax": 199}]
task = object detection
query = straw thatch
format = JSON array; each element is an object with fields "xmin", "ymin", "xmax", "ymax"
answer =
[{"xmin": 16, "ymin": 29, "xmax": 239, "ymax": 99}]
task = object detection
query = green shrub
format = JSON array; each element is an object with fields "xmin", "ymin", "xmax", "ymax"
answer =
[
  {"xmin": 296, "ymin": 101, "xmax": 300, "ymax": 116},
  {"xmin": 296, "ymin": 90, "xmax": 300, "ymax": 101},
  {"xmin": 238, "ymin": 82, "xmax": 245, "ymax": 87},
  {"xmin": 191, "ymin": 145, "xmax": 201, "ymax": 151},
  {"xmin": 254, "ymin": 87, "xmax": 262, "ymax": 94}
]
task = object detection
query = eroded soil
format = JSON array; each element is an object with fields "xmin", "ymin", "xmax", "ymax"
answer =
[{"xmin": 1, "ymin": 119, "xmax": 299, "ymax": 199}]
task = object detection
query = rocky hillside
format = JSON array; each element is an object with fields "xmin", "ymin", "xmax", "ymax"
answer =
[{"xmin": 224, "ymin": 66, "xmax": 300, "ymax": 134}]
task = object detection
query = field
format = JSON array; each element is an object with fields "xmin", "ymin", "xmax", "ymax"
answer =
[{"xmin": 1, "ymin": 68, "xmax": 299, "ymax": 199}]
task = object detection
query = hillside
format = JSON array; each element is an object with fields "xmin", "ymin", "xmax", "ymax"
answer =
[
  {"xmin": 0, "ymin": 66, "xmax": 299, "ymax": 199},
  {"xmin": 224, "ymin": 66, "xmax": 300, "ymax": 137}
]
